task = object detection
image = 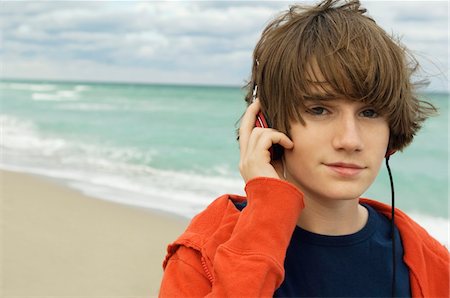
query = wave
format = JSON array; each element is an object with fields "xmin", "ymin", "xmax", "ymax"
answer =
[
  {"xmin": 1, "ymin": 82, "xmax": 58, "ymax": 92},
  {"xmin": 55, "ymin": 103, "xmax": 118, "ymax": 111},
  {"xmin": 1, "ymin": 115, "xmax": 67, "ymax": 154},
  {"xmin": 74, "ymin": 85, "xmax": 91, "ymax": 92},
  {"xmin": 31, "ymin": 90, "xmax": 80, "ymax": 101},
  {"xmin": 0, "ymin": 82, "xmax": 91, "ymax": 93},
  {"xmin": 0, "ymin": 82, "xmax": 92, "ymax": 101},
  {"xmin": 0, "ymin": 114, "xmax": 244, "ymax": 217},
  {"xmin": 0, "ymin": 114, "xmax": 158, "ymax": 164}
]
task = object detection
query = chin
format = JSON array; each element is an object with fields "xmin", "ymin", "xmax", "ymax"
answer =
[
  {"xmin": 288, "ymin": 173, "xmax": 373, "ymax": 201},
  {"xmin": 302, "ymin": 184, "xmax": 369, "ymax": 202}
]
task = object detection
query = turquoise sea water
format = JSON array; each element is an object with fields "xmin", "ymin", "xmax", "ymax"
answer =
[{"xmin": 1, "ymin": 79, "xmax": 448, "ymax": 241}]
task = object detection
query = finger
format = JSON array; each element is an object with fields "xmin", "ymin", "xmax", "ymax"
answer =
[
  {"xmin": 271, "ymin": 131, "xmax": 294, "ymax": 150},
  {"xmin": 238, "ymin": 98, "xmax": 261, "ymax": 158},
  {"xmin": 247, "ymin": 129, "xmax": 294, "ymax": 159}
]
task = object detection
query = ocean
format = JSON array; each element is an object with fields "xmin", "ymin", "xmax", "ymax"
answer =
[{"xmin": 1, "ymin": 79, "xmax": 448, "ymax": 245}]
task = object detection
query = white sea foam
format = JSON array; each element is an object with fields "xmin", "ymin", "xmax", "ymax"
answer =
[
  {"xmin": 56, "ymin": 103, "xmax": 117, "ymax": 111},
  {"xmin": 0, "ymin": 159, "xmax": 241, "ymax": 219},
  {"xmin": 1, "ymin": 115, "xmax": 67, "ymax": 154},
  {"xmin": 0, "ymin": 114, "xmax": 242, "ymax": 217},
  {"xmin": 26, "ymin": 82, "xmax": 92, "ymax": 101},
  {"xmin": 1, "ymin": 115, "xmax": 158, "ymax": 167},
  {"xmin": 74, "ymin": 85, "xmax": 91, "ymax": 92},
  {"xmin": 31, "ymin": 90, "xmax": 79, "ymax": 101},
  {"xmin": 1, "ymin": 82, "xmax": 57, "ymax": 92}
]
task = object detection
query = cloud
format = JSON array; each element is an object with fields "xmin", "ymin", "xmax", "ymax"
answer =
[
  {"xmin": 1, "ymin": 1, "xmax": 448, "ymax": 91},
  {"xmin": 363, "ymin": 1, "xmax": 448, "ymax": 90}
]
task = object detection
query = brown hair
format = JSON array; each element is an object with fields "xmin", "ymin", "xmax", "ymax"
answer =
[{"xmin": 242, "ymin": 0, "xmax": 436, "ymax": 151}]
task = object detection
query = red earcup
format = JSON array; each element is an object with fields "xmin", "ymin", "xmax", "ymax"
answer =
[{"xmin": 385, "ymin": 149, "xmax": 396, "ymax": 158}]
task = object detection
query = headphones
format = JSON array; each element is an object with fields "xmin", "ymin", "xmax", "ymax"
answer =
[{"xmin": 385, "ymin": 149, "xmax": 396, "ymax": 158}]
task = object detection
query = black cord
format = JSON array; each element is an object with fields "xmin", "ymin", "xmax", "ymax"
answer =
[{"xmin": 385, "ymin": 155, "xmax": 396, "ymax": 298}]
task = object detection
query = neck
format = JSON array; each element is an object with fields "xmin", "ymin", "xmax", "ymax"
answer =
[{"xmin": 296, "ymin": 196, "xmax": 368, "ymax": 236}]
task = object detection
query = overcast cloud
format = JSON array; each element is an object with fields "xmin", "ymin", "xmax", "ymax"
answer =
[{"xmin": 1, "ymin": 1, "xmax": 448, "ymax": 91}]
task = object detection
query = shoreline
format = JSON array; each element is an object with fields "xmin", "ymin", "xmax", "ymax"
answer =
[{"xmin": 1, "ymin": 169, "xmax": 189, "ymax": 297}]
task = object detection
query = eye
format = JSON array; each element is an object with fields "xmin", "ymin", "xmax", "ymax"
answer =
[
  {"xmin": 307, "ymin": 106, "xmax": 329, "ymax": 116},
  {"xmin": 360, "ymin": 108, "xmax": 379, "ymax": 118}
]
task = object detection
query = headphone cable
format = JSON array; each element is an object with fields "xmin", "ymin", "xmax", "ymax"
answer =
[{"xmin": 386, "ymin": 155, "xmax": 396, "ymax": 297}]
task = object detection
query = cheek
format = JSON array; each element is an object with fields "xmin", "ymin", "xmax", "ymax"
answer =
[
  {"xmin": 286, "ymin": 121, "xmax": 326, "ymax": 157},
  {"xmin": 284, "ymin": 129, "xmax": 320, "ymax": 171},
  {"xmin": 288, "ymin": 124, "xmax": 327, "ymax": 157},
  {"xmin": 289, "ymin": 122, "xmax": 320, "ymax": 146},
  {"xmin": 371, "ymin": 124, "xmax": 390, "ymax": 157}
]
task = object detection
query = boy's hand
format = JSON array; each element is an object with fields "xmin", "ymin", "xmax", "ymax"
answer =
[{"xmin": 238, "ymin": 98, "xmax": 294, "ymax": 183}]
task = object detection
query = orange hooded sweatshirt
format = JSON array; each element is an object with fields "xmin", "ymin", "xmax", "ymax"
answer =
[{"xmin": 160, "ymin": 177, "xmax": 449, "ymax": 297}]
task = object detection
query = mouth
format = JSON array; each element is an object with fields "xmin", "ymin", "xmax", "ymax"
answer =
[{"xmin": 324, "ymin": 162, "xmax": 366, "ymax": 177}]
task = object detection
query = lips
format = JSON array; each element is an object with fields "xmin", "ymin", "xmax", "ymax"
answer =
[{"xmin": 325, "ymin": 162, "xmax": 365, "ymax": 177}]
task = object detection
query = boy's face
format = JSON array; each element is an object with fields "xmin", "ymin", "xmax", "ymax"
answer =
[{"xmin": 283, "ymin": 62, "xmax": 390, "ymax": 202}]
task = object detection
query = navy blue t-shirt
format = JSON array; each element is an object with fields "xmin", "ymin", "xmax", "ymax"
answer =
[{"xmin": 274, "ymin": 203, "xmax": 411, "ymax": 297}]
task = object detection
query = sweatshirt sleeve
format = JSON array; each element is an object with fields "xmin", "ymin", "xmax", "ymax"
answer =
[
  {"xmin": 159, "ymin": 177, "xmax": 304, "ymax": 297},
  {"xmin": 160, "ymin": 246, "xmax": 212, "ymax": 297}
]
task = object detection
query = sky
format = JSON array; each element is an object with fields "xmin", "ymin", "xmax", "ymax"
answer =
[{"xmin": 1, "ymin": 1, "xmax": 448, "ymax": 91}]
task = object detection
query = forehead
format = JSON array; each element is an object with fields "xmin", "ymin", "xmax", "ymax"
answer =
[
  {"xmin": 304, "ymin": 58, "xmax": 335, "ymax": 97},
  {"xmin": 303, "ymin": 56, "xmax": 358, "ymax": 101}
]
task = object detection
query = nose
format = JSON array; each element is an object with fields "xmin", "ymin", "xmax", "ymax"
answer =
[{"xmin": 332, "ymin": 113, "xmax": 364, "ymax": 153}]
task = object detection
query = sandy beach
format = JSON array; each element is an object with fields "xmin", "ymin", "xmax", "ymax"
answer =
[{"xmin": 1, "ymin": 169, "xmax": 188, "ymax": 297}]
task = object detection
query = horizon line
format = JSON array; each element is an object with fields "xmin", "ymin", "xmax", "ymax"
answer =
[
  {"xmin": 1, "ymin": 77, "xmax": 448, "ymax": 94},
  {"xmin": 0, "ymin": 77, "xmax": 245, "ymax": 89}
]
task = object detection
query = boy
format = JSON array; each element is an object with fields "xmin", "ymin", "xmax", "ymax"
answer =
[{"xmin": 159, "ymin": 0, "xmax": 449, "ymax": 296}]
